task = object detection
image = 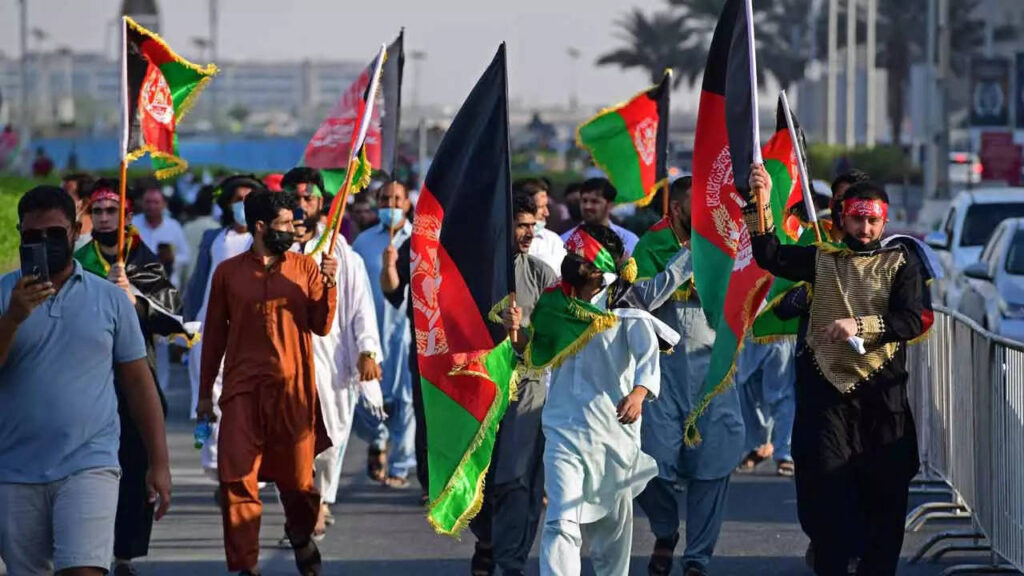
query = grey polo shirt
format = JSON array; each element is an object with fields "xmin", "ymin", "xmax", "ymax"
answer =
[{"xmin": 0, "ymin": 262, "xmax": 147, "ymax": 483}]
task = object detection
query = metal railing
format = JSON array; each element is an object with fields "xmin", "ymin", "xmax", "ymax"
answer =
[{"xmin": 906, "ymin": 307, "xmax": 1024, "ymax": 574}]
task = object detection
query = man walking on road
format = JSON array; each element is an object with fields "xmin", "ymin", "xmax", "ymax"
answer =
[
  {"xmin": 197, "ymin": 190, "xmax": 337, "ymax": 576},
  {"xmin": 0, "ymin": 185, "xmax": 171, "ymax": 576}
]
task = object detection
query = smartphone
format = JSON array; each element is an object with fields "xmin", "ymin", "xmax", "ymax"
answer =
[{"xmin": 19, "ymin": 243, "xmax": 49, "ymax": 283}]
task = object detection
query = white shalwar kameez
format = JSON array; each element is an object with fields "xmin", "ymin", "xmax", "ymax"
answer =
[
  {"xmin": 298, "ymin": 227, "xmax": 382, "ymax": 504},
  {"xmin": 540, "ymin": 288, "xmax": 678, "ymax": 576},
  {"xmin": 189, "ymin": 228, "xmax": 252, "ymax": 476}
]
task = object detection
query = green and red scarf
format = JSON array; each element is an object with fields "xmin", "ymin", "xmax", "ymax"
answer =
[{"xmin": 633, "ymin": 217, "xmax": 691, "ymax": 300}]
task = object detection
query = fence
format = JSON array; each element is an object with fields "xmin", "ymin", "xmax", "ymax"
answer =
[{"xmin": 907, "ymin": 307, "xmax": 1024, "ymax": 574}]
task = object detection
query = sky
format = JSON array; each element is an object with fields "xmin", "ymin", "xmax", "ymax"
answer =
[{"xmin": 0, "ymin": 0, "xmax": 683, "ymax": 110}]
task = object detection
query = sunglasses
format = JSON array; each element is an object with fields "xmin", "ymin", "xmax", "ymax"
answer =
[
  {"xmin": 91, "ymin": 206, "xmax": 120, "ymax": 216},
  {"xmin": 21, "ymin": 226, "xmax": 69, "ymax": 243}
]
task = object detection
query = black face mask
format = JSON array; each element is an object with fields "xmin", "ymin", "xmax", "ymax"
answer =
[
  {"xmin": 22, "ymin": 227, "xmax": 74, "ymax": 275},
  {"xmin": 843, "ymin": 234, "xmax": 881, "ymax": 253},
  {"xmin": 92, "ymin": 229, "xmax": 120, "ymax": 247},
  {"xmin": 263, "ymin": 228, "xmax": 295, "ymax": 255}
]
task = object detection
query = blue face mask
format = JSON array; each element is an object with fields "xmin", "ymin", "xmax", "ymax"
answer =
[
  {"xmin": 378, "ymin": 207, "xmax": 405, "ymax": 230},
  {"xmin": 231, "ymin": 201, "xmax": 246, "ymax": 228}
]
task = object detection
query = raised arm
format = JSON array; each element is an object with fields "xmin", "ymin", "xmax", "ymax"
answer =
[
  {"xmin": 631, "ymin": 247, "xmax": 693, "ymax": 311},
  {"xmin": 745, "ymin": 164, "xmax": 817, "ymax": 284},
  {"xmin": 307, "ymin": 256, "xmax": 338, "ymax": 338}
]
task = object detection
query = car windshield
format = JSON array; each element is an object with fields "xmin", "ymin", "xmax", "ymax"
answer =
[
  {"xmin": 962, "ymin": 203, "xmax": 1024, "ymax": 246},
  {"xmin": 1007, "ymin": 231, "xmax": 1024, "ymax": 275}
]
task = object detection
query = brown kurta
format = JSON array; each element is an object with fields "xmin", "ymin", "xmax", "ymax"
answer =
[{"xmin": 200, "ymin": 249, "xmax": 336, "ymax": 570}]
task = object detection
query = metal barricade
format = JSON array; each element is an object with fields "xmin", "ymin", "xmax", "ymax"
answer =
[{"xmin": 906, "ymin": 307, "xmax": 1024, "ymax": 573}]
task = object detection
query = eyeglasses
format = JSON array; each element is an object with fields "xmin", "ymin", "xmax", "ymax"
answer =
[
  {"xmin": 21, "ymin": 226, "xmax": 69, "ymax": 243},
  {"xmin": 91, "ymin": 207, "xmax": 120, "ymax": 216}
]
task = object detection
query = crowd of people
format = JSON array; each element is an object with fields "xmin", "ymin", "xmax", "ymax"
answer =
[{"xmin": 0, "ymin": 160, "xmax": 930, "ymax": 576}]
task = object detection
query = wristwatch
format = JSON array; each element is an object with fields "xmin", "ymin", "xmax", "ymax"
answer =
[{"xmin": 360, "ymin": 351, "xmax": 377, "ymax": 361}]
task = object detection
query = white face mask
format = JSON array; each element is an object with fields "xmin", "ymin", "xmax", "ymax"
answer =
[
  {"xmin": 601, "ymin": 272, "xmax": 619, "ymax": 289},
  {"xmin": 533, "ymin": 219, "xmax": 547, "ymax": 234}
]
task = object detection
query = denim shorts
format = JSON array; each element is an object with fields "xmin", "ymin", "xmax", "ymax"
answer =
[{"xmin": 0, "ymin": 467, "xmax": 121, "ymax": 575}]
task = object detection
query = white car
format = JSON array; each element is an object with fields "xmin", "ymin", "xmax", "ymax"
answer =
[
  {"xmin": 957, "ymin": 217, "xmax": 1024, "ymax": 342},
  {"xmin": 948, "ymin": 152, "xmax": 982, "ymax": 186},
  {"xmin": 924, "ymin": 187, "xmax": 1024, "ymax": 309}
]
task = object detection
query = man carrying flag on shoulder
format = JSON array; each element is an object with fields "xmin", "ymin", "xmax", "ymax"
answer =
[
  {"xmin": 629, "ymin": 176, "xmax": 745, "ymax": 576},
  {"xmin": 197, "ymin": 190, "xmax": 337, "ymax": 576},
  {"xmin": 74, "ymin": 178, "xmax": 185, "ymax": 576},
  {"xmin": 282, "ymin": 167, "xmax": 385, "ymax": 537},
  {"xmin": 509, "ymin": 223, "xmax": 678, "ymax": 575},
  {"xmin": 470, "ymin": 192, "xmax": 557, "ymax": 576},
  {"xmin": 746, "ymin": 165, "xmax": 923, "ymax": 576}
]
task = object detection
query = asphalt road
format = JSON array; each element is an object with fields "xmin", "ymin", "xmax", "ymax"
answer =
[{"xmin": 3, "ymin": 365, "xmax": 995, "ymax": 575}]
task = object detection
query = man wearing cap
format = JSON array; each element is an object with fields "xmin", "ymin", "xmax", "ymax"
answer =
[
  {"xmin": 74, "ymin": 178, "xmax": 188, "ymax": 576},
  {"xmin": 747, "ymin": 166, "xmax": 924, "ymax": 576}
]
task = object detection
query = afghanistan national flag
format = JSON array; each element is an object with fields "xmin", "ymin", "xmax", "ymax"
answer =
[
  {"xmin": 381, "ymin": 30, "xmax": 405, "ymax": 176},
  {"xmin": 413, "ymin": 45, "xmax": 516, "ymax": 536},
  {"xmin": 302, "ymin": 44, "xmax": 387, "ymax": 254},
  {"xmin": 122, "ymin": 16, "xmax": 217, "ymax": 179},
  {"xmin": 687, "ymin": 0, "xmax": 773, "ymax": 444},
  {"xmin": 576, "ymin": 71, "xmax": 670, "ymax": 206},
  {"xmin": 301, "ymin": 44, "xmax": 387, "ymax": 201}
]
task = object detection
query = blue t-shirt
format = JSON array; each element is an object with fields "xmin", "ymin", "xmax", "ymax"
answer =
[{"xmin": 0, "ymin": 262, "xmax": 147, "ymax": 483}]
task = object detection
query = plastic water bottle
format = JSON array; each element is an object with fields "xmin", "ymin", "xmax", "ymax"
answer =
[{"xmin": 194, "ymin": 419, "xmax": 212, "ymax": 450}]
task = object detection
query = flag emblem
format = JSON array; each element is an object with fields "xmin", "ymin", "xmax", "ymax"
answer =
[
  {"xmin": 634, "ymin": 118, "xmax": 657, "ymax": 165},
  {"xmin": 140, "ymin": 67, "xmax": 173, "ymax": 126}
]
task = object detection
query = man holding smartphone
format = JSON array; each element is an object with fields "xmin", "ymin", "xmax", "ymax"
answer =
[{"xmin": 0, "ymin": 185, "xmax": 171, "ymax": 576}]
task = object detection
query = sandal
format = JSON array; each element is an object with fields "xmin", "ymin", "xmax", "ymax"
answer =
[
  {"xmin": 383, "ymin": 475, "xmax": 410, "ymax": 489},
  {"xmin": 471, "ymin": 541, "xmax": 494, "ymax": 576},
  {"xmin": 648, "ymin": 532, "xmax": 679, "ymax": 575},
  {"xmin": 367, "ymin": 446, "xmax": 388, "ymax": 482},
  {"xmin": 287, "ymin": 532, "xmax": 322, "ymax": 576},
  {"xmin": 777, "ymin": 460, "xmax": 795, "ymax": 477},
  {"xmin": 736, "ymin": 450, "xmax": 768, "ymax": 473}
]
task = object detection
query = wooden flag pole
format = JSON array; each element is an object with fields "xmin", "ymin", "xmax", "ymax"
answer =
[
  {"xmin": 116, "ymin": 159, "xmax": 129, "ymax": 264},
  {"xmin": 661, "ymin": 178, "xmax": 670, "ymax": 218},
  {"xmin": 326, "ymin": 158, "xmax": 358, "ymax": 255}
]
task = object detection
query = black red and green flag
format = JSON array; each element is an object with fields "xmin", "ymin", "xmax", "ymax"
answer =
[
  {"xmin": 576, "ymin": 71, "xmax": 670, "ymax": 206},
  {"xmin": 381, "ymin": 30, "xmax": 405, "ymax": 176},
  {"xmin": 688, "ymin": 0, "xmax": 773, "ymax": 444},
  {"xmin": 301, "ymin": 43, "xmax": 388, "ymax": 253},
  {"xmin": 122, "ymin": 16, "xmax": 217, "ymax": 179},
  {"xmin": 633, "ymin": 217, "xmax": 692, "ymax": 300},
  {"xmin": 412, "ymin": 45, "xmax": 517, "ymax": 536}
]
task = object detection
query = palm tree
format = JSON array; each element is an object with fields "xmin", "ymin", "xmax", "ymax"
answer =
[
  {"xmin": 596, "ymin": 0, "xmax": 814, "ymax": 92},
  {"xmin": 595, "ymin": 9, "xmax": 697, "ymax": 89}
]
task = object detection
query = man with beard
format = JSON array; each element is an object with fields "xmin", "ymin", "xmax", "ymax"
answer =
[
  {"xmin": 469, "ymin": 193, "xmax": 557, "ymax": 576},
  {"xmin": 747, "ymin": 166, "xmax": 923, "ymax": 576},
  {"xmin": 74, "ymin": 179, "xmax": 188, "ymax": 576},
  {"xmin": 514, "ymin": 224, "xmax": 678, "ymax": 575},
  {"xmin": 283, "ymin": 167, "xmax": 385, "ymax": 535},
  {"xmin": 630, "ymin": 176, "xmax": 745, "ymax": 576},
  {"xmin": 559, "ymin": 178, "xmax": 639, "ymax": 256},
  {"xmin": 183, "ymin": 174, "xmax": 261, "ymax": 482},
  {"xmin": 196, "ymin": 191, "xmax": 337, "ymax": 576}
]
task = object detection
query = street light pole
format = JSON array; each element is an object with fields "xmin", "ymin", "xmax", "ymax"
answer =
[
  {"xmin": 845, "ymin": 0, "xmax": 856, "ymax": 148},
  {"xmin": 18, "ymin": 0, "xmax": 29, "ymax": 172},
  {"xmin": 866, "ymin": 0, "xmax": 877, "ymax": 146},
  {"xmin": 826, "ymin": 0, "xmax": 838, "ymax": 145},
  {"xmin": 567, "ymin": 47, "xmax": 581, "ymax": 113},
  {"xmin": 209, "ymin": 0, "xmax": 218, "ymax": 127}
]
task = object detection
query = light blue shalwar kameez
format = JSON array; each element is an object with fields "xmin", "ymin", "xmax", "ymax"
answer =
[
  {"xmin": 631, "ymin": 249, "xmax": 746, "ymax": 572},
  {"xmin": 351, "ymin": 221, "xmax": 416, "ymax": 479},
  {"xmin": 736, "ymin": 337, "xmax": 796, "ymax": 463}
]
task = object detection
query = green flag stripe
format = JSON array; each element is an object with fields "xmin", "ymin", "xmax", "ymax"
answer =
[
  {"xmin": 578, "ymin": 112, "xmax": 644, "ymax": 202},
  {"xmin": 691, "ymin": 233, "xmax": 734, "ymax": 328}
]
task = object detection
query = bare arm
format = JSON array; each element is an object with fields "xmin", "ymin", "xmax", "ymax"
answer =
[{"xmin": 116, "ymin": 359, "xmax": 171, "ymax": 520}]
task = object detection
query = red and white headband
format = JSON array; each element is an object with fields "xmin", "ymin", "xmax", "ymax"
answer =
[{"xmin": 842, "ymin": 198, "xmax": 888, "ymax": 220}]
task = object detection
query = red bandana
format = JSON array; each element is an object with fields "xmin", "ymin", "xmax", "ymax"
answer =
[
  {"xmin": 843, "ymin": 198, "xmax": 888, "ymax": 220},
  {"xmin": 90, "ymin": 187, "xmax": 120, "ymax": 205}
]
